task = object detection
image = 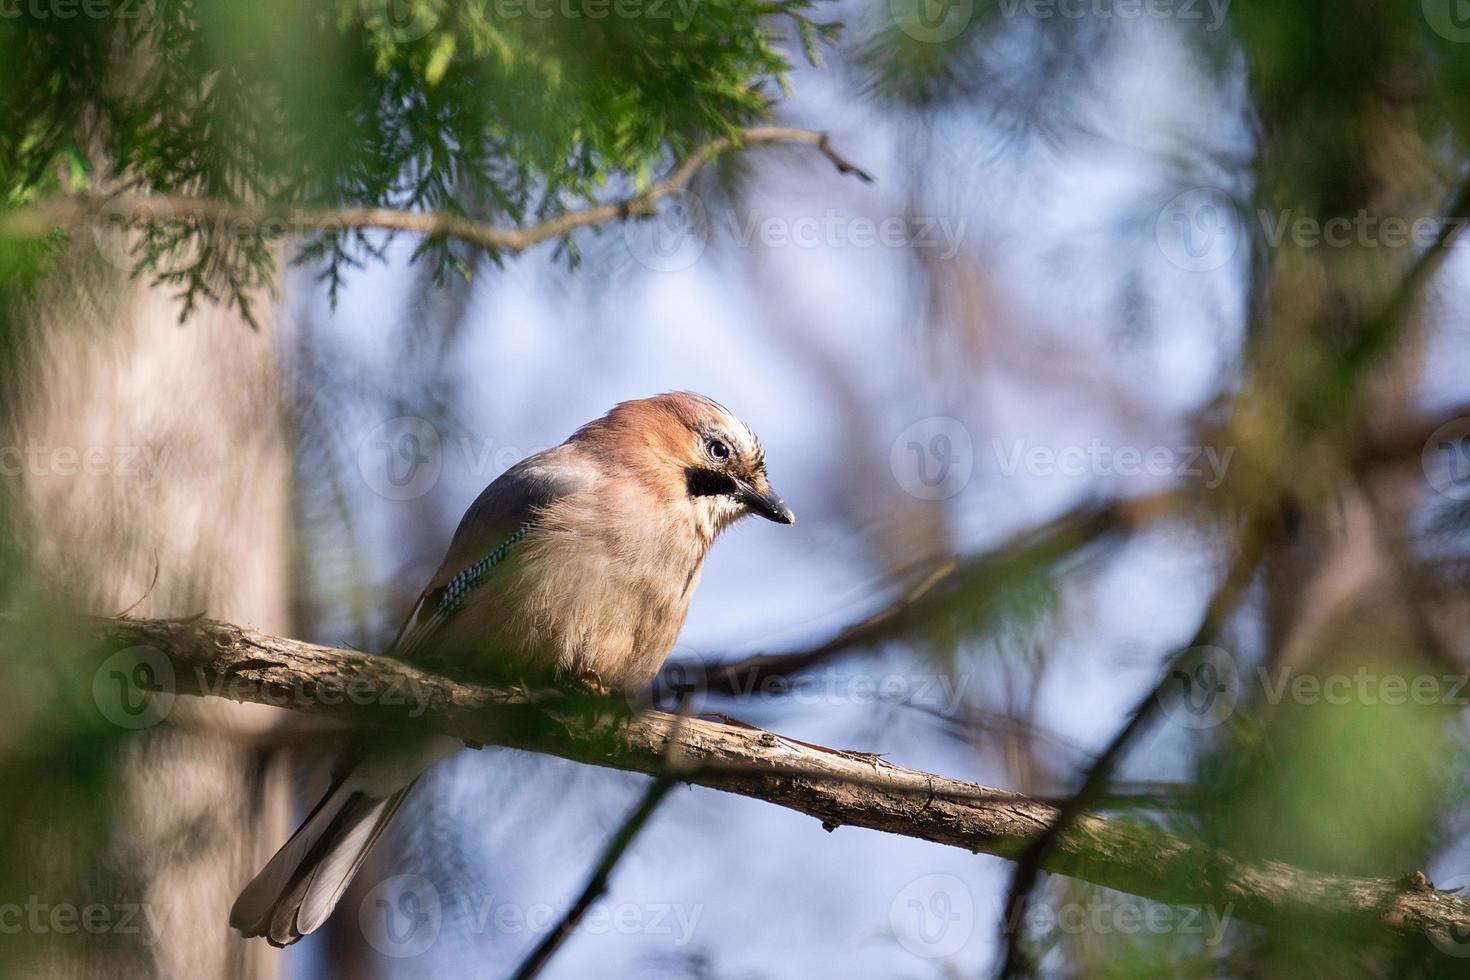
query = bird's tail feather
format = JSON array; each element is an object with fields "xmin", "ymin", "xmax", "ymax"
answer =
[{"xmin": 230, "ymin": 774, "xmax": 417, "ymax": 947}]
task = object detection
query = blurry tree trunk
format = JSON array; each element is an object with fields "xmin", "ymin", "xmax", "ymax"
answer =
[
  {"xmin": 6, "ymin": 246, "xmax": 293, "ymax": 979},
  {"xmin": 1226, "ymin": 15, "xmax": 1470, "ymax": 972}
]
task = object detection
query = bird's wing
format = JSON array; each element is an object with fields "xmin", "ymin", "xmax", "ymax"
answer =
[{"xmin": 388, "ymin": 448, "xmax": 593, "ymax": 660}]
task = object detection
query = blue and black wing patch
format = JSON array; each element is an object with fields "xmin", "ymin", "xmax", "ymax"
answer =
[
  {"xmin": 436, "ymin": 521, "xmax": 535, "ymax": 615},
  {"xmin": 390, "ymin": 521, "xmax": 536, "ymax": 658}
]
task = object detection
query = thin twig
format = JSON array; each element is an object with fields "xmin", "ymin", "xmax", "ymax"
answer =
[
  {"xmin": 110, "ymin": 549, "xmax": 160, "ymax": 618},
  {"xmin": 3, "ymin": 127, "xmax": 873, "ymax": 254},
  {"xmin": 996, "ymin": 515, "xmax": 1272, "ymax": 978},
  {"xmin": 509, "ymin": 778, "xmax": 676, "ymax": 980},
  {"xmin": 991, "ymin": 167, "xmax": 1470, "ymax": 978}
]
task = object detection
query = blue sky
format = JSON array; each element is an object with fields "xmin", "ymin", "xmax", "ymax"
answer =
[{"xmin": 275, "ymin": 10, "xmax": 1470, "ymax": 976}]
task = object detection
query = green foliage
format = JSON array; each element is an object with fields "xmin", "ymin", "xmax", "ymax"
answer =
[{"xmin": 0, "ymin": 0, "xmax": 839, "ymax": 321}]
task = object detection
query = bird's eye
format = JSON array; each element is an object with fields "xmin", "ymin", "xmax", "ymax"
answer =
[{"xmin": 705, "ymin": 438, "xmax": 730, "ymax": 461}]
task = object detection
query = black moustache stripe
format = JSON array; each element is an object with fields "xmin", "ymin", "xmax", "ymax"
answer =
[{"xmin": 685, "ymin": 466, "xmax": 738, "ymax": 499}]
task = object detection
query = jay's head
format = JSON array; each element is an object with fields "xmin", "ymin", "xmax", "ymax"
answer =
[{"xmin": 574, "ymin": 392, "xmax": 794, "ymax": 536}]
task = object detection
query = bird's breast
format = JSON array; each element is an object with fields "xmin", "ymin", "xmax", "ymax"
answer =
[{"xmin": 458, "ymin": 500, "xmax": 710, "ymax": 687}]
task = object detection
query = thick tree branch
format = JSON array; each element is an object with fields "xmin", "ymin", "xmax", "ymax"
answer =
[
  {"xmin": 91, "ymin": 615, "xmax": 1470, "ymax": 956},
  {"xmin": 3, "ymin": 127, "xmax": 873, "ymax": 254}
]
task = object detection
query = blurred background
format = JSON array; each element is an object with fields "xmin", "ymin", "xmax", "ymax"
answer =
[{"xmin": 4, "ymin": 0, "xmax": 1470, "ymax": 977}]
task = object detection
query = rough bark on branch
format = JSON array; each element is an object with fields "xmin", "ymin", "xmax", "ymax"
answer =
[{"xmin": 94, "ymin": 615, "xmax": 1470, "ymax": 955}]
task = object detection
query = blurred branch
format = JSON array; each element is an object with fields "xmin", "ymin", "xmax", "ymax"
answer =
[
  {"xmin": 699, "ymin": 490, "xmax": 1181, "ymax": 694},
  {"xmin": 998, "ymin": 507, "xmax": 1275, "ymax": 977},
  {"xmin": 90, "ymin": 615, "xmax": 1470, "ymax": 954},
  {"xmin": 509, "ymin": 778, "xmax": 674, "ymax": 980},
  {"xmin": 987, "ymin": 161, "xmax": 1470, "ymax": 969},
  {"xmin": 3, "ymin": 127, "xmax": 873, "ymax": 255},
  {"xmin": 1344, "ymin": 175, "xmax": 1470, "ymax": 372},
  {"xmin": 1354, "ymin": 401, "xmax": 1470, "ymax": 476},
  {"xmin": 1359, "ymin": 475, "xmax": 1459, "ymax": 667}
]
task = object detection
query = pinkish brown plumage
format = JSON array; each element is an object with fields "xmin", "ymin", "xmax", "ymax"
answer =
[{"xmin": 231, "ymin": 392, "xmax": 792, "ymax": 946}]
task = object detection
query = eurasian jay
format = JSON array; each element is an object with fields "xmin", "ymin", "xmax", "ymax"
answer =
[{"xmin": 230, "ymin": 392, "xmax": 793, "ymax": 946}]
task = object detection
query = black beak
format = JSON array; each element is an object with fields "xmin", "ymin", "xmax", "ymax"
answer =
[{"xmin": 736, "ymin": 480, "xmax": 795, "ymax": 525}]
